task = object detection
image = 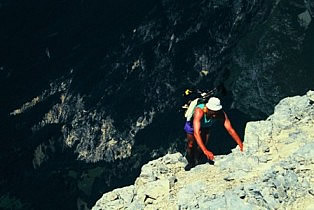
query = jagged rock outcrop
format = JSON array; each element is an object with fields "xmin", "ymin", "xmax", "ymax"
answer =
[{"xmin": 93, "ymin": 90, "xmax": 314, "ymax": 209}]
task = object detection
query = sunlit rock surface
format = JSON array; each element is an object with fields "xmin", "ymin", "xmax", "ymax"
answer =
[{"xmin": 93, "ymin": 91, "xmax": 314, "ymax": 209}]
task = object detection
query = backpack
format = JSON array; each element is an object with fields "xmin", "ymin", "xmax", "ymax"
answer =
[{"xmin": 182, "ymin": 88, "xmax": 218, "ymax": 121}]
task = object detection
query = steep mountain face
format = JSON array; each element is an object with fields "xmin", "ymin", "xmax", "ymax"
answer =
[
  {"xmin": 1, "ymin": 0, "xmax": 313, "ymax": 209},
  {"xmin": 93, "ymin": 91, "xmax": 314, "ymax": 210},
  {"xmin": 226, "ymin": 0, "xmax": 314, "ymax": 118}
]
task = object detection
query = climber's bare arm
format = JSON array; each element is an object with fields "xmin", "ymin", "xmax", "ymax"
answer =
[{"xmin": 222, "ymin": 111, "xmax": 243, "ymax": 151}]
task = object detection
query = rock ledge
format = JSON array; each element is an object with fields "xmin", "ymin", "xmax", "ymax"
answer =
[{"xmin": 93, "ymin": 91, "xmax": 314, "ymax": 210}]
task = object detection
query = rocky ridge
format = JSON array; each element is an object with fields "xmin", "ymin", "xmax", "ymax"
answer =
[{"xmin": 93, "ymin": 90, "xmax": 314, "ymax": 210}]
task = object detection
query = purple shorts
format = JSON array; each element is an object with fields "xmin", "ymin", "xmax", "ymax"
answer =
[{"xmin": 184, "ymin": 121, "xmax": 194, "ymax": 134}]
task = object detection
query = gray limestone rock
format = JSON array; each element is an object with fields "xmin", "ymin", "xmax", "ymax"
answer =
[
  {"xmin": 224, "ymin": 191, "xmax": 256, "ymax": 210},
  {"xmin": 224, "ymin": 170, "xmax": 247, "ymax": 181},
  {"xmin": 216, "ymin": 153, "xmax": 257, "ymax": 172},
  {"xmin": 244, "ymin": 120, "xmax": 273, "ymax": 153},
  {"xmin": 203, "ymin": 197, "xmax": 227, "ymax": 210},
  {"xmin": 126, "ymin": 201, "xmax": 144, "ymax": 210},
  {"xmin": 294, "ymin": 143, "xmax": 314, "ymax": 159},
  {"xmin": 92, "ymin": 185, "xmax": 135, "ymax": 210},
  {"xmin": 177, "ymin": 181, "xmax": 208, "ymax": 209},
  {"xmin": 136, "ymin": 152, "xmax": 186, "ymax": 185},
  {"xmin": 269, "ymin": 94, "xmax": 313, "ymax": 136},
  {"xmin": 93, "ymin": 92, "xmax": 314, "ymax": 210},
  {"xmin": 307, "ymin": 90, "xmax": 314, "ymax": 101},
  {"xmin": 136, "ymin": 179, "xmax": 170, "ymax": 202}
]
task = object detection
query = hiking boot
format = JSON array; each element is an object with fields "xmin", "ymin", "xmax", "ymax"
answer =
[
  {"xmin": 184, "ymin": 163, "xmax": 195, "ymax": 171},
  {"xmin": 207, "ymin": 159, "xmax": 215, "ymax": 165}
]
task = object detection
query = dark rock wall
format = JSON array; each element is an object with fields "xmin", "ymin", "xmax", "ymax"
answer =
[{"xmin": 226, "ymin": 0, "xmax": 314, "ymax": 119}]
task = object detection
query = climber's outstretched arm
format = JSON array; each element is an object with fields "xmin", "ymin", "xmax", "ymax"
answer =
[{"xmin": 223, "ymin": 111, "xmax": 243, "ymax": 151}]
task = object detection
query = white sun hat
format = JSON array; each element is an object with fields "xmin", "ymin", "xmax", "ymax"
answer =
[{"xmin": 206, "ymin": 97, "xmax": 222, "ymax": 111}]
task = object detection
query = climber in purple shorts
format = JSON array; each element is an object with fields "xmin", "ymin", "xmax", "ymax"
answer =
[{"xmin": 184, "ymin": 97, "xmax": 243, "ymax": 171}]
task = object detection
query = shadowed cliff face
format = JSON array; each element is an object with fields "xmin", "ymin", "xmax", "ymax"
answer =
[
  {"xmin": 227, "ymin": 0, "xmax": 314, "ymax": 119},
  {"xmin": 1, "ymin": 0, "xmax": 313, "ymax": 209}
]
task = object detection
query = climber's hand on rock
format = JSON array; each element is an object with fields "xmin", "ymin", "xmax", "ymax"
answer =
[
  {"xmin": 204, "ymin": 150, "xmax": 214, "ymax": 160},
  {"xmin": 239, "ymin": 143, "xmax": 243, "ymax": 152}
]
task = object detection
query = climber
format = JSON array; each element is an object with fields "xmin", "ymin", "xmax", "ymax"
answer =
[{"xmin": 184, "ymin": 97, "xmax": 243, "ymax": 171}]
